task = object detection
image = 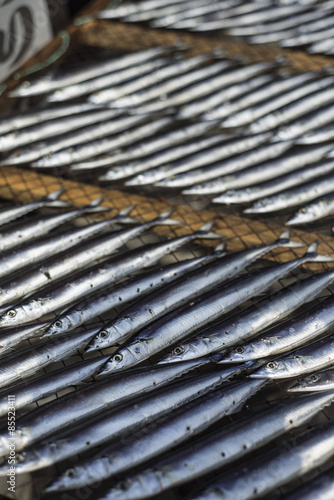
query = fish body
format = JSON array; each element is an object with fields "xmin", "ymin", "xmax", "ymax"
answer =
[
  {"xmin": 290, "ymin": 368, "xmax": 334, "ymax": 393},
  {"xmin": 287, "ymin": 194, "xmax": 334, "ymax": 225},
  {"xmin": 283, "ymin": 469, "xmax": 334, "ymax": 500}
]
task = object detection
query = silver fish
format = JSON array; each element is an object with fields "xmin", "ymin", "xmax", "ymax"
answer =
[
  {"xmin": 222, "ymin": 74, "xmax": 334, "ymax": 129},
  {"xmin": 32, "ymin": 116, "xmax": 172, "ymax": 168},
  {"xmin": 99, "ymin": 241, "xmax": 324, "ymax": 376},
  {"xmin": 126, "ymin": 0, "xmax": 221, "ymax": 24},
  {"xmin": 289, "ymin": 368, "xmax": 334, "ymax": 393},
  {"xmin": 222, "ymin": 282, "xmax": 334, "ymax": 364},
  {"xmin": 283, "ymin": 468, "xmax": 334, "ymax": 500},
  {"xmin": 0, "ymin": 322, "xmax": 49, "ymax": 357},
  {"xmin": 2, "ymin": 113, "xmax": 148, "ymax": 165},
  {"xmin": 251, "ymin": 333, "xmax": 334, "ymax": 380},
  {"xmin": 212, "ymin": 157, "xmax": 334, "ymax": 204},
  {"xmin": 0, "ymin": 102, "xmax": 101, "ymax": 135},
  {"xmin": 309, "ymin": 37, "xmax": 334, "ymax": 54},
  {"xmin": 128, "ymin": 61, "xmax": 276, "ymax": 114},
  {"xmin": 0, "ymin": 355, "xmax": 110, "ymax": 416},
  {"xmin": 99, "ymin": 392, "xmax": 334, "ymax": 500},
  {"xmin": 0, "ymin": 327, "xmax": 100, "ymax": 390},
  {"xmin": 130, "ymin": 133, "xmax": 270, "ymax": 187},
  {"xmin": 0, "ymin": 210, "xmax": 181, "ymax": 323},
  {"xmin": 4, "ymin": 369, "xmax": 237, "ymax": 473},
  {"xmin": 185, "ymin": 144, "xmax": 334, "ymax": 196},
  {"xmin": 0, "ymin": 220, "xmax": 220, "ymax": 327},
  {"xmin": 281, "ymin": 26, "xmax": 334, "ymax": 48},
  {"xmin": 157, "ymin": 140, "xmax": 293, "ymax": 189},
  {"xmin": 163, "ymin": 265, "xmax": 334, "ymax": 364},
  {"xmin": 191, "ymin": 422, "xmax": 334, "ymax": 500},
  {"xmin": 287, "ymin": 194, "xmax": 334, "ymax": 225},
  {"xmin": 245, "ymin": 170, "xmax": 334, "ymax": 214},
  {"xmin": 46, "ymin": 57, "xmax": 172, "ymax": 102},
  {"xmin": 9, "ymin": 45, "xmax": 175, "ymax": 97},
  {"xmin": 249, "ymin": 84, "xmax": 334, "ymax": 135},
  {"xmin": 0, "ymin": 205, "xmax": 136, "ymax": 281},
  {"xmin": 46, "ymin": 377, "xmax": 264, "ymax": 492},
  {"xmin": 89, "ymin": 58, "xmax": 235, "ymax": 106},
  {"xmin": 296, "ymin": 124, "xmax": 334, "ymax": 144},
  {"xmin": 42, "ymin": 248, "xmax": 224, "ymax": 338},
  {"xmin": 87, "ymin": 229, "xmax": 301, "ymax": 353},
  {"xmin": 0, "ymin": 107, "xmax": 122, "ymax": 152},
  {"xmin": 0, "ymin": 195, "xmax": 111, "ymax": 252},
  {"xmin": 1, "ymin": 358, "xmax": 211, "ymax": 456},
  {"xmin": 96, "ymin": 0, "xmax": 199, "ymax": 19},
  {"xmin": 0, "ymin": 188, "xmax": 67, "ymax": 227}
]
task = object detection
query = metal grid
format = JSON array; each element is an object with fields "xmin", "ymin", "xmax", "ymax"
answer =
[{"xmin": 0, "ymin": 10, "xmax": 334, "ymax": 500}]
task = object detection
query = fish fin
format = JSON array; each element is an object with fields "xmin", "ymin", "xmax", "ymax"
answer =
[
  {"xmin": 82, "ymin": 196, "xmax": 112, "ymax": 213},
  {"xmin": 276, "ymin": 229, "xmax": 304, "ymax": 248},
  {"xmin": 113, "ymin": 204, "xmax": 138, "ymax": 224},
  {"xmin": 42, "ymin": 188, "xmax": 69, "ymax": 208},
  {"xmin": 213, "ymin": 242, "xmax": 226, "ymax": 256},
  {"xmin": 304, "ymin": 241, "xmax": 334, "ymax": 262},
  {"xmin": 195, "ymin": 221, "xmax": 222, "ymax": 239},
  {"xmin": 153, "ymin": 209, "xmax": 182, "ymax": 226}
]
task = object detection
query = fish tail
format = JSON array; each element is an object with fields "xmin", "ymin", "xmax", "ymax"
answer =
[
  {"xmin": 152, "ymin": 208, "xmax": 182, "ymax": 226},
  {"xmin": 195, "ymin": 221, "xmax": 222, "ymax": 240},
  {"xmin": 212, "ymin": 242, "xmax": 226, "ymax": 256},
  {"xmin": 115, "ymin": 204, "xmax": 138, "ymax": 224},
  {"xmin": 82, "ymin": 195, "xmax": 111, "ymax": 213},
  {"xmin": 276, "ymin": 229, "xmax": 304, "ymax": 248},
  {"xmin": 43, "ymin": 188, "xmax": 69, "ymax": 208},
  {"xmin": 304, "ymin": 241, "xmax": 334, "ymax": 262}
]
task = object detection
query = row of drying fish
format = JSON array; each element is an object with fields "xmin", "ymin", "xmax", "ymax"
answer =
[
  {"xmin": 4, "ymin": 44, "xmax": 334, "ymax": 225},
  {"xmin": 0, "ymin": 195, "xmax": 334, "ymax": 498},
  {"xmin": 98, "ymin": 0, "xmax": 334, "ymax": 56}
]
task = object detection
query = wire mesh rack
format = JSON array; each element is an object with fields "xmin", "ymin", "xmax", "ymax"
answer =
[{"xmin": 1, "ymin": 3, "xmax": 334, "ymax": 499}]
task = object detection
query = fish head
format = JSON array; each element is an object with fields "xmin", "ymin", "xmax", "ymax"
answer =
[
  {"xmin": 96, "ymin": 348, "xmax": 136, "ymax": 377},
  {"xmin": 0, "ymin": 132, "xmax": 16, "ymax": 151},
  {"xmin": 33, "ymin": 149, "xmax": 72, "ymax": 168},
  {"xmin": 0, "ymin": 306, "xmax": 28, "ymax": 327},
  {"xmin": 250, "ymin": 358, "xmax": 288, "ymax": 379},
  {"xmin": 42, "ymin": 316, "xmax": 74, "ymax": 337},
  {"xmin": 8, "ymin": 79, "xmax": 51, "ymax": 98},
  {"xmin": 244, "ymin": 196, "xmax": 279, "ymax": 214},
  {"xmin": 45, "ymin": 463, "xmax": 90, "ymax": 492},
  {"xmin": 286, "ymin": 205, "xmax": 320, "ymax": 226},
  {"xmin": 159, "ymin": 342, "xmax": 201, "ymax": 364},
  {"xmin": 85, "ymin": 325, "xmax": 122, "ymax": 353},
  {"xmin": 220, "ymin": 343, "xmax": 259, "ymax": 363},
  {"xmin": 289, "ymin": 370, "xmax": 334, "ymax": 392}
]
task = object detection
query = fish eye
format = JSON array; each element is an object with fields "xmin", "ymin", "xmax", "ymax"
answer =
[
  {"xmin": 235, "ymin": 346, "xmax": 244, "ymax": 354},
  {"xmin": 113, "ymin": 354, "xmax": 123, "ymax": 363},
  {"xmin": 300, "ymin": 208, "xmax": 307, "ymax": 214},
  {"xmin": 22, "ymin": 81, "xmax": 30, "ymax": 88},
  {"xmin": 310, "ymin": 374, "xmax": 318, "ymax": 382},
  {"xmin": 99, "ymin": 330, "xmax": 108, "ymax": 339},
  {"xmin": 267, "ymin": 361, "xmax": 277, "ymax": 370},
  {"xmin": 7, "ymin": 310, "xmax": 16, "ymax": 318},
  {"xmin": 16, "ymin": 452, "xmax": 26, "ymax": 462},
  {"xmin": 65, "ymin": 468, "xmax": 76, "ymax": 477},
  {"xmin": 173, "ymin": 346, "xmax": 184, "ymax": 355},
  {"xmin": 54, "ymin": 320, "xmax": 62, "ymax": 328}
]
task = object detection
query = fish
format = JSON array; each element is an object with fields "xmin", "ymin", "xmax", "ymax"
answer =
[
  {"xmin": 46, "ymin": 56, "xmax": 173, "ymax": 102},
  {"xmin": 0, "ymin": 188, "xmax": 67, "ymax": 227},
  {"xmin": 128, "ymin": 61, "xmax": 277, "ymax": 114},
  {"xmin": 283, "ymin": 468, "xmax": 334, "ymax": 500},
  {"xmin": 0, "ymin": 322, "xmax": 49, "ymax": 357},
  {"xmin": 86, "ymin": 229, "xmax": 302, "ymax": 353},
  {"xmin": 0, "ymin": 355, "xmax": 110, "ymax": 417},
  {"xmin": 286, "ymin": 194, "xmax": 334, "ymax": 225},
  {"xmin": 251, "ymin": 333, "xmax": 334, "ymax": 379},
  {"xmin": 184, "ymin": 144, "xmax": 334, "ymax": 196},
  {"xmin": 191, "ymin": 421, "xmax": 334, "ymax": 500},
  {"xmin": 0, "ymin": 195, "xmax": 112, "ymax": 252},
  {"xmin": 212, "ymin": 157, "xmax": 334, "ymax": 204},
  {"xmin": 0, "ymin": 358, "xmax": 213, "ymax": 456},
  {"xmin": 46, "ymin": 378, "xmax": 264, "ymax": 492},
  {"xmin": 222, "ymin": 286, "xmax": 334, "ymax": 364},
  {"xmin": 289, "ymin": 368, "xmax": 334, "ymax": 393},
  {"xmin": 97, "ymin": 392, "xmax": 334, "ymax": 500},
  {"xmin": 98, "ymin": 241, "xmax": 327, "ymax": 376},
  {"xmin": 89, "ymin": 58, "xmax": 235, "ymax": 106},
  {"xmin": 296, "ymin": 124, "xmax": 334, "ymax": 144},
  {"xmin": 221, "ymin": 74, "xmax": 334, "ymax": 129},
  {"xmin": 2, "ymin": 113, "xmax": 149, "ymax": 165},
  {"xmin": 32, "ymin": 116, "xmax": 172, "ymax": 168},
  {"xmin": 42, "ymin": 246, "xmax": 225, "ymax": 337},
  {"xmin": 162, "ymin": 266, "xmax": 334, "ymax": 364},
  {"xmin": 0, "ymin": 220, "xmax": 220, "ymax": 327},
  {"xmin": 245, "ymin": 170, "xmax": 334, "ymax": 214},
  {"xmin": 156, "ymin": 140, "xmax": 293, "ymax": 189},
  {"xmin": 281, "ymin": 26, "xmax": 334, "ymax": 48},
  {"xmin": 3, "ymin": 369, "xmax": 240, "ymax": 473},
  {"xmin": 0, "ymin": 107, "xmax": 122, "ymax": 152},
  {"xmin": 0, "ymin": 327, "xmax": 100, "ymax": 391},
  {"xmin": 0, "ymin": 205, "xmax": 136, "ymax": 281},
  {"xmin": 0, "ymin": 102, "xmax": 101, "ymax": 135},
  {"xmin": 9, "ymin": 45, "xmax": 177, "ymax": 98},
  {"xmin": 273, "ymin": 101, "xmax": 334, "ymax": 143}
]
